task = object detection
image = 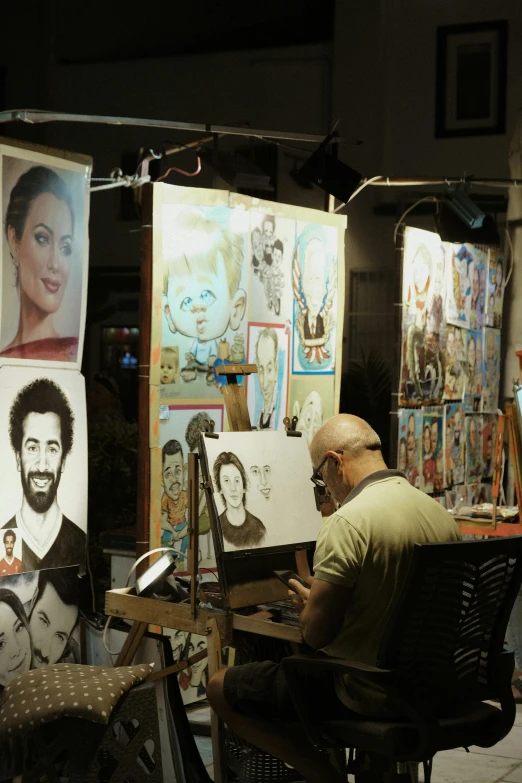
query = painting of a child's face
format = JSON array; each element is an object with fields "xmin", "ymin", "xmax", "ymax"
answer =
[{"xmin": 165, "ymin": 254, "xmax": 243, "ymax": 341}]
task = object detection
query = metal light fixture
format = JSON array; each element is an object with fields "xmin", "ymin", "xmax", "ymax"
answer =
[{"xmin": 299, "ymin": 133, "xmax": 362, "ymax": 203}]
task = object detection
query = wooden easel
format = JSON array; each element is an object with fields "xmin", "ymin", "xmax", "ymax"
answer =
[{"xmin": 111, "ymin": 363, "xmax": 307, "ymax": 782}]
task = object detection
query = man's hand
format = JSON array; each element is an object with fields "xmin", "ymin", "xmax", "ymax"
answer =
[
  {"xmin": 291, "ymin": 578, "xmax": 351, "ymax": 650},
  {"xmin": 287, "ymin": 579, "xmax": 310, "ymax": 614}
]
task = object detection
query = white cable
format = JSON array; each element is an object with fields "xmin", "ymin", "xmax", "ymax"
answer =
[
  {"xmin": 393, "ymin": 196, "xmax": 439, "ymax": 245},
  {"xmin": 504, "ymin": 226, "xmax": 514, "ymax": 287},
  {"xmin": 102, "ymin": 546, "xmax": 187, "ymax": 657},
  {"xmin": 333, "ymin": 175, "xmax": 383, "ymax": 213}
]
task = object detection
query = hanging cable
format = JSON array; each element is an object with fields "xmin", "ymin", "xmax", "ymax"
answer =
[
  {"xmin": 155, "ymin": 156, "xmax": 202, "ymax": 181},
  {"xmin": 504, "ymin": 226, "xmax": 515, "ymax": 287},
  {"xmin": 333, "ymin": 176, "xmax": 384, "ymax": 213},
  {"xmin": 393, "ymin": 196, "xmax": 439, "ymax": 244}
]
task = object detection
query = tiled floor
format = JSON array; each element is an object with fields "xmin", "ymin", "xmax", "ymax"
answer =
[
  {"xmin": 425, "ymin": 704, "xmax": 522, "ymax": 783},
  {"xmin": 195, "ymin": 704, "xmax": 522, "ymax": 782}
]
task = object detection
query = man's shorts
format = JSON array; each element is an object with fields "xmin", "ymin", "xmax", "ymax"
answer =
[{"xmin": 223, "ymin": 660, "xmax": 355, "ymax": 722}]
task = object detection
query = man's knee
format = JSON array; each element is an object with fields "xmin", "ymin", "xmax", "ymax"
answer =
[{"xmin": 206, "ymin": 667, "xmax": 228, "ymax": 711}]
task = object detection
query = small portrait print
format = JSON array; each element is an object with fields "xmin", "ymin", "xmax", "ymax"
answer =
[
  {"xmin": 160, "ymin": 346, "xmax": 180, "ymax": 386},
  {"xmin": 161, "ymin": 206, "xmax": 248, "ymax": 397},
  {"xmin": 212, "ymin": 451, "xmax": 267, "ymax": 550},
  {"xmin": 0, "ymin": 529, "xmax": 22, "ymax": 576},
  {"xmin": 0, "ymin": 368, "xmax": 88, "ymax": 574},
  {"xmin": 469, "ymin": 250, "xmax": 488, "ymax": 331},
  {"xmin": 0, "ymin": 565, "xmax": 80, "ymax": 690},
  {"xmin": 249, "ymin": 213, "xmax": 295, "ymax": 322},
  {"xmin": 247, "ymin": 323, "xmax": 289, "ymax": 431},
  {"xmin": 292, "ymin": 222, "xmax": 338, "ymax": 373},
  {"xmin": 1, "ymin": 151, "xmax": 90, "ymax": 366}
]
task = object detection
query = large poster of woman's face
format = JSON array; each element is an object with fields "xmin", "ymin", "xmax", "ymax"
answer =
[
  {"xmin": 0, "ymin": 565, "xmax": 79, "ymax": 689},
  {"xmin": 0, "ymin": 146, "xmax": 91, "ymax": 368},
  {"xmin": 202, "ymin": 431, "xmax": 322, "ymax": 553},
  {"xmin": 0, "ymin": 366, "xmax": 88, "ymax": 575}
]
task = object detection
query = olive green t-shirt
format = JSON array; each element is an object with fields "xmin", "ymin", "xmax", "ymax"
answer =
[{"xmin": 313, "ymin": 470, "xmax": 461, "ymax": 717}]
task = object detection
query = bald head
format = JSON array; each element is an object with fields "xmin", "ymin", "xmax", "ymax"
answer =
[
  {"xmin": 310, "ymin": 415, "xmax": 385, "ymax": 504},
  {"xmin": 311, "ymin": 414, "xmax": 382, "ymax": 466}
]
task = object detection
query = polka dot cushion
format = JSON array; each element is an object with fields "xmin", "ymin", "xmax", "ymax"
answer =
[{"xmin": 0, "ymin": 662, "xmax": 153, "ymax": 738}]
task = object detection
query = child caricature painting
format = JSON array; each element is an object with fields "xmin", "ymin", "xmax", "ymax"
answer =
[
  {"xmin": 161, "ymin": 208, "xmax": 248, "ymax": 394},
  {"xmin": 292, "ymin": 223, "xmax": 338, "ymax": 373}
]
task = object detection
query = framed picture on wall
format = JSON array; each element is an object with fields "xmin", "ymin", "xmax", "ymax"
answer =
[{"xmin": 435, "ymin": 20, "xmax": 508, "ymax": 138}]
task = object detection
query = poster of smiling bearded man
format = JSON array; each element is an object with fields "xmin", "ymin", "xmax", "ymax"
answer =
[{"xmin": 0, "ymin": 366, "xmax": 87, "ymax": 574}]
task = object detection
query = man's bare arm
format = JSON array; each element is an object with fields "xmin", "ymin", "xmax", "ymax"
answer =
[{"xmin": 288, "ymin": 578, "xmax": 349, "ymax": 650}]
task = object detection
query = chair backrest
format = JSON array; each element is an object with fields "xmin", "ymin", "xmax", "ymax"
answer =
[{"xmin": 378, "ymin": 536, "xmax": 522, "ymax": 714}]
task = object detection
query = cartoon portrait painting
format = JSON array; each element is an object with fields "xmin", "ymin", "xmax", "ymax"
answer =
[
  {"xmin": 249, "ymin": 213, "xmax": 295, "ymax": 322},
  {"xmin": 481, "ymin": 414, "xmax": 497, "ymax": 480},
  {"xmin": 443, "ymin": 325, "xmax": 465, "ymax": 400},
  {"xmin": 465, "ymin": 415, "xmax": 483, "ymax": 483},
  {"xmin": 444, "ymin": 403, "xmax": 466, "ymax": 487},
  {"xmin": 463, "ymin": 330, "xmax": 483, "ymax": 412},
  {"xmin": 292, "ymin": 222, "xmax": 338, "ymax": 374},
  {"xmin": 400, "ymin": 228, "xmax": 445, "ymax": 405},
  {"xmin": 160, "ymin": 205, "xmax": 249, "ymax": 399},
  {"xmin": 398, "ymin": 409, "xmax": 422, "ymax": 489},
  {"xmin": 289, "ymin": 375, "xmax": 334, "ymax": 449},
  {"xmin": 421, "ymin": 407, "xmax": 444, "ymax": 494},
  {"xmin": 445, "ymin": 243, "xmax": 473, "ymax": 329},
  {"xmin": 481, "ymin": 328, "xmax": 501, "ymax": 413},
  {"xmin": 486, "ymin": 249, "xmax": 505, "ymax": 329},
  {"xmin": 0, "ymin": 148, "xmax": 91, "ymax": 368},
  {"xmin": 159, "ymin": 404, "xmax": 223, "ymax": 571},
  {"xmin": 247, "ymin": 323, "xmax": 290, "ymax": 431}
]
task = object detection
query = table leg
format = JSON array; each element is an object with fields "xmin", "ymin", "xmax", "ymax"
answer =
[
  {"xmin": 207, "ymin": 618, "xmax": 225, "ymax": 783},
  {"xmin": 115, "ymin": 620, "xmax": 148, "ymax": 666}
]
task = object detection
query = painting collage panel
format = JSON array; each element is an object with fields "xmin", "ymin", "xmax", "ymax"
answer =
[
  {"xmin": 0, "ymin": 141, "xmax": 91, "ymax": 684},
  {"xmin": 150, "ymin": 185, "xmax": 346, "ymax": 571},
  {"xmin": 398, "ymin": 228, "xmax": 504, "ymax": 498}
]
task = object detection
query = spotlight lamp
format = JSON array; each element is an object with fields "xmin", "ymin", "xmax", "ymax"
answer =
[
  {"xmin": 299, "ymin": 133, "xmax": 362, "ymax": 203},
  {"xmin": 444, "ymin": 186, "xmax": 485, "ymax": 229}
]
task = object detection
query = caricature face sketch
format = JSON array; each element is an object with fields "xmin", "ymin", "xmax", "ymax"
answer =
[
  {"xmin": 294, "ymin": 391, "xmax": 323, "ymax": 447},
  {"xmin": 249, "ymin": 464, "xmax": 272, "ymax": 499},
  {"xmin": 302, "ymin": 240, "xmax": 326, "ymax": 320},
  {"xmin": 256, "ymin": 329, "xmax": 279, "ymax": 420},
  {"xmin": 162, "ymin": 209, "xmax": 247, "ymax": 386}
]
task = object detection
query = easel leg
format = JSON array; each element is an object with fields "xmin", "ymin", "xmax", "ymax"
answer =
[
  {"xmin": 207, "ymin": 618, "xmax": 226, "ymax": 783},
  {"xmin": 115, "ymin": 620, "xmax": 148, "ymax": 666}
]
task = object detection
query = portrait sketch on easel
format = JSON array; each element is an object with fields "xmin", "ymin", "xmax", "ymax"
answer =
[{"xmin": 201, "ymin": 431, "xmax": 322, "ymax": 554}]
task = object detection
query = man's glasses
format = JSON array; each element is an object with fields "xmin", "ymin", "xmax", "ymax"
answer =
[{"xmin": 310, "ymin": 450, "xmax": 343, "ymax": 488}]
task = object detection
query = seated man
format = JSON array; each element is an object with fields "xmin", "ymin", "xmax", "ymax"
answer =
[{"xmin": 207, "ymin": 414, "xmax": 461, "ymax": 783}]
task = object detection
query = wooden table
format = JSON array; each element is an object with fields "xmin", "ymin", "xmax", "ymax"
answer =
[
  {"xmin": 105, "ymin": 588, "xmax": 302, "ymax": 782},
  {"xmin": 456, "ymin": 518, "xmax": 522, "ymax": 537}
]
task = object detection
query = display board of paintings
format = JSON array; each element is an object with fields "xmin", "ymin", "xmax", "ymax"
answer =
[
  {"xmin": 398, "ymin": 227, "xmax": 503, "ymax": 498},
  {"xmin": 0, "ymin": 139, "xmax": 92, "ymax": 683},
  {"xmin": 149, "ymin": 184, "xmax": 346, "ymax": 570}
]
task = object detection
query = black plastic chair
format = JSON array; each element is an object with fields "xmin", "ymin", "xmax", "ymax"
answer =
[{"xmin": 282, "ymin": 536, "xmax": 522, "ymax": 783}]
